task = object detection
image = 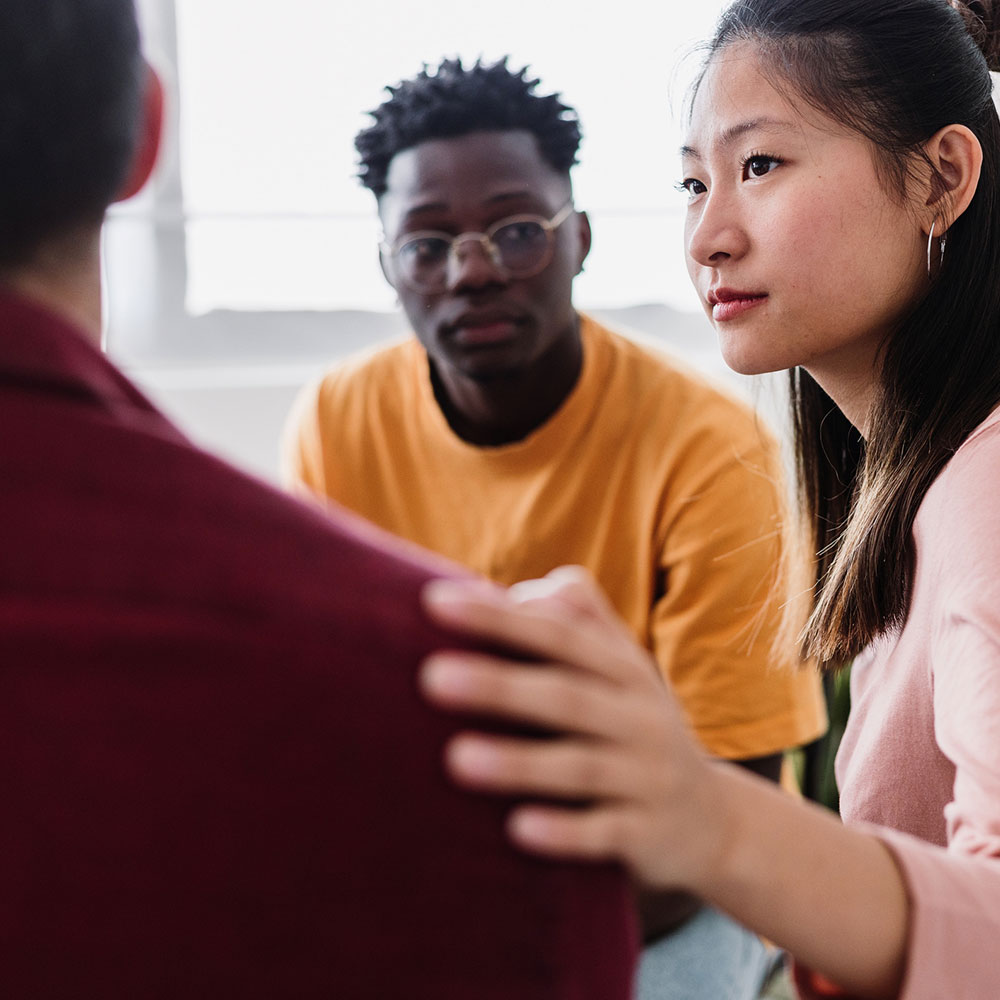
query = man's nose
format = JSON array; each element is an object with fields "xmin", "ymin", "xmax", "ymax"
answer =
[{"xmin": 446, "ymin": 234, "xmax": 507, "ymax": 290}]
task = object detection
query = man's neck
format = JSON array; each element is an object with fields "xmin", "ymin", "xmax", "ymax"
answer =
[
  {"xmin": 2, "ymin": 229, "xmax": 104, "ymax": 349},
  {"xmin": 430, "ymin": 316, "xmax": 584, "ymax": 447}
]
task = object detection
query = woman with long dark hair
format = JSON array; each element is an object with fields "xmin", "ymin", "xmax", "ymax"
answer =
[{"xmin": 416, "ymin": 1, "xmax": 1000, "ymax": 996}]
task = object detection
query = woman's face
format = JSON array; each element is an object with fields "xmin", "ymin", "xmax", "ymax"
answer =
[{"xmin": 682, "ymin": 42, "xmax": 927, "ymax": 417}]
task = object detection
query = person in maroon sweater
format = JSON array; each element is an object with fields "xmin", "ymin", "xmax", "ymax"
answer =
[{"xmin": 0, "ymin": 2, "xmax": 636, "ymax": 996}]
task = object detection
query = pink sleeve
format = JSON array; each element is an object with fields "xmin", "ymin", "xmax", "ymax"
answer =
[
  {"xmin": 868, "ymin": 606, "xmax": 1000, "ymax": 999},
  {"xmin": 795, "ymin": 426, "xmax": 1000, "ymax": 999},
  {"xmin": 791, "ymin": 820, "xmax": 1000, "ymax": 1000},
  {"xmin": 871, "ymin": 448, "xmax": 1000, "ymax": 999},
  {"xmin": 866, "ymin": 827, "xmax": 1000, "ymax": 1000}
]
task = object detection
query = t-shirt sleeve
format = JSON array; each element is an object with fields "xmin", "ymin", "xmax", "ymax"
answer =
[
  {"xmin": 280, "ymin": 377, "xmax": 330, "ymax": 500},
  {"xmin": 649, "ymin": 416, "xmax": 827, "ymax": 760}
]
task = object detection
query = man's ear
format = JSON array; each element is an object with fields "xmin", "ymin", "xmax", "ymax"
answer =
[
  {"xmin": 378, "ymin": 247, "xmax": 395, "ymax": 288},
  {"xmin": 375, "ymin": 200, "xmax": 399, "ymax": 289},
  {"xmin": 115, "ymin": 63, "xmax": 165, "ymax": 203},
  {"xmin": 923, "ymin": 123, "xmax": 982, "ymax": 235},
  {"xmin": 574, "ymin": 209, "xmax": 592, "ymax": 275}
]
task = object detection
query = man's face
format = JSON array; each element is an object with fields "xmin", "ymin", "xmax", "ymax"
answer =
[{"xmin": 377, "ymin": 130, "xmax": 590, "ymax": 383}]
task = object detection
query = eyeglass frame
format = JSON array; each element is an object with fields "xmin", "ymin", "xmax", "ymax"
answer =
[{"xmin": 379, "ymin": 201, "xmax": 576, "ymax": 293}]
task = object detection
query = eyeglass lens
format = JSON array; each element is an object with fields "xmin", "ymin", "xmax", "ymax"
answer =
[{"xmin": 396, "ymin": 219, "xmax": 551, "ymax": 289}]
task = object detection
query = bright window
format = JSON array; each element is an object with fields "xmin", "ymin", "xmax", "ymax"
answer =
[{"xmin": 105, "ymin": 0, "xmax": 730, "ymax": 361}]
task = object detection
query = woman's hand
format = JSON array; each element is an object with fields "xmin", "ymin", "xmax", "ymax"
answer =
[
  {"xmin": 419, "ymin": 566, "xmax": 730, "ymax": 894},
  {"xmin": 421, "ymin": 566, "xmax": 911, "ymax": 998}
]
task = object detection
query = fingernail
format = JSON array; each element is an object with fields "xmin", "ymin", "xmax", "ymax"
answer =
[
  {"xmin": 447, "ymin": 736, "xmax": 495, "ymax": 777},
  {"xmin": 422, "ymin": 579, "xmax": 467, "ymax": 608},
  {"xmin": 508, "ymin": 809, "xmax": 547, "ymax": 843},
  {"xmin": 419, "ymin": 656, "xmax": 465, "ymax": 696}
]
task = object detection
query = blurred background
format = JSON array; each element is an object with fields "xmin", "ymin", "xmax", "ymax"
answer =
[
  {"xmin": 104, "ymin": 0, "xmax": 844, "ymax": 808},
  {"xmin": 105, "ymin": 0, "xmax": 766, "ymax": 481}
]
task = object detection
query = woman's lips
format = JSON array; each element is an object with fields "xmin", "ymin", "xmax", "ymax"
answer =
[{"xmin": 710, "ymin": 290, "xmax": 768, "ymax": 322}]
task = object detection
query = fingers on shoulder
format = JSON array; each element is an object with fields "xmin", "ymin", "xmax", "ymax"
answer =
[
  {"xmin": 420, "ymin": 652, "xmax": 638, "ymax": 740},
  {"xmin": 445, "ymin": 733, "xmax": 638, "ymax": 801},
  {"xmin": 507, "ymin": 803, "xmax": 652, "ymax": 872}
]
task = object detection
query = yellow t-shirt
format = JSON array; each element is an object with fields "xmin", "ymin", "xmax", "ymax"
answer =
[{"xmin": 284, "ymin": 314, "xmax": 826, "ymax": 758}]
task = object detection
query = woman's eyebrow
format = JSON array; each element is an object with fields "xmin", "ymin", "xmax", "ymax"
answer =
[{"xmin": 681, "ymin": 117, "xmax": 799, "ymax": 160}]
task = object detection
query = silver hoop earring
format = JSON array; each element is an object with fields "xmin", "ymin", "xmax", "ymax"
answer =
[{"xmin": 927, "ymin": 219, "xmax": 947, "ymax": 278}]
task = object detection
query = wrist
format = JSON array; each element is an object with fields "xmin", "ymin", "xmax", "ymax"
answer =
[{"xmin": 685, "ymin": 759, "xmax": 773, "ymax": 903}]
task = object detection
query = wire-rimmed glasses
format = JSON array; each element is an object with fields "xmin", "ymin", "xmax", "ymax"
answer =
[{"xmin": 380, "ymin": 201, "xmax": 575, "ymax": 293}]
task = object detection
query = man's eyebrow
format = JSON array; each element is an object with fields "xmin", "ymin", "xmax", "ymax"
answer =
[
  {"xmin": 399, "ymin": 190, "xmax": 538, "ymax": 223},
  {"xmin": 485, "ymin": 190, "xmax": 536, "ymax": 204},
  {"xmin": 400, "ymin": 201, "xmax": 449, "ymax": 221},
  {"xmin": 680, "ymin": 117, "xmax": 799, "ymax": 160}
]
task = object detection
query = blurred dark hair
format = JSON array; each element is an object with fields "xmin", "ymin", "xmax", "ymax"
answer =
[
  {"xmin": 702, "ymin": 0, "xmax": 1000, "ymax": 666},
  {"xmin": 355, "ymin": 56, "xmax": 582, "ymax": 197},
  {"xmin": 0, "ymin": 0, "xmax": 144, "ymax": 267}
]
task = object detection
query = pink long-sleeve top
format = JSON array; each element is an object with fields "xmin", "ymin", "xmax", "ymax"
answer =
[{"xmin": 796, "ymin": 407, "xmax": 1000, "ymax": 1000}]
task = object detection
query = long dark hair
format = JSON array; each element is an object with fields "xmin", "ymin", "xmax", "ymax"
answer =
[{"xmin": 704, "ymin": 0, "xmax": 1000, "ymax": 665}]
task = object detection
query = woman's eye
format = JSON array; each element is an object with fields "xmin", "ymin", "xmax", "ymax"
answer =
[
  {"xmin": 743, "ymin": 155, "xmax": 780, "ymax": 179},
  {"xmin": 676, "ymin": 177, "xmax": 707, "ymax": 198}
]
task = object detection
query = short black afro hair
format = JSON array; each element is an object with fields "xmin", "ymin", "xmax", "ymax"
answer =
[{"xmin": 355, "ymin": 57, "xmax": 582, "ymax": 197}]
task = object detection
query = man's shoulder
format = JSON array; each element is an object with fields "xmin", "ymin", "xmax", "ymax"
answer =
[
  {"xmin": 1, "ymin": 382, "xmax": 640, "ymax": 998},
  {"xmin": 2, "ymin": 380, "xmax": 451, "ymax": 640},
  {"xmin": 581, "ymin": 313, "xmax": 772, "ymax": 446},
  {"xmin": 315, "ymin": 335, "xmax": 421, "ymax": 396},
  {"xmin": 292, "ymin": 335, "xmax": 422, "ymax": 434},
  {"xmin": 133, "ymin": 434, "xmax": 456, "ymax": 634},
  {"xmin": 585, "ymin": 313, "xmax": 736, "ymax": 394}
]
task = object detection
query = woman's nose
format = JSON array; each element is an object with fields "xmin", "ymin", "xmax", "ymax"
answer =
[{"xmin": 686, "ymin": 190, "xmax": 750, "ymax": 268}]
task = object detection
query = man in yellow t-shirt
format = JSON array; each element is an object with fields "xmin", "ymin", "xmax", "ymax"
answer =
[{"xmin": 284, "ymin": 57, "xmax": 826, "ymax": 1000}]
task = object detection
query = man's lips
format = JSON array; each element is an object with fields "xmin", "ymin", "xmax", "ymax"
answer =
[
  {"xmin": 707, "ymin": 288, "xmax": 768, "ymax": 322},
  {"xmin": 445, "ymin": 311, "xmax": 524, "ymax": 345}
]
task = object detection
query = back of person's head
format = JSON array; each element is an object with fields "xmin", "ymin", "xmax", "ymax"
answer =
[
  {"xmin": 0, "ymin": 0, "xmax": 144, "ymax": 269},
  {"xmin": 701, "ymin": 0, "xmax": 1000, "ymax": 663},
  {"xmin": 355, "ymin": 57, "xmax": 582, "ymax": 197}
]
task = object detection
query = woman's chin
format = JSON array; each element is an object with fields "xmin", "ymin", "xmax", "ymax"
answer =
[{"xmin": 717, "ymin": 344, "xmax": 784, "ymax": 378}]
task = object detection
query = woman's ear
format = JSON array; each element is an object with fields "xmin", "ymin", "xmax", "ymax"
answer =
[
  {"xmin": 115, "ymin": 63, "xmax": 165, "ymax": 203},
  {"xmin": 923, "ymin": 123, "xmax": 983, "ymax": 235}
]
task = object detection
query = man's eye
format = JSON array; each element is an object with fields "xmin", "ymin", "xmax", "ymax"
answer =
[
  {"xmin": 494, "ymin": 222, "xmax": 545, "ymax": 247},
  {"xmin": 400, "ymin": 238, "xmax": 448, "ymax": 262}
]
